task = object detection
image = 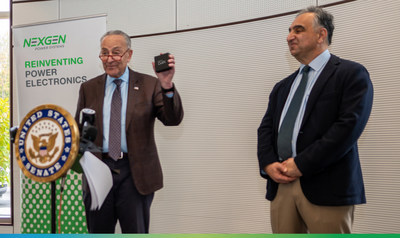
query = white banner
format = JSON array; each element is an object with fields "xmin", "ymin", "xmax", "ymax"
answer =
[{"xmin": 13, "ymin": 15, "xmax": 107, "ymax": 120}]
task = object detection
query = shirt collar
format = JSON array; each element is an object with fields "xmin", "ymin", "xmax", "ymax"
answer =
[
  {"xmin": 300, "ymin": 49, "xmax": 331, "ymax": 72},
  {"xmin": 106, "ymin": 66, "xmax": 129, "ymax": 84}
]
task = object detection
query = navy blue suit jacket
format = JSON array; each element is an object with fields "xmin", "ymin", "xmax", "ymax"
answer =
[{"xmin": 257, "ymin": 54, "xmax": 373, "ymax": 206}]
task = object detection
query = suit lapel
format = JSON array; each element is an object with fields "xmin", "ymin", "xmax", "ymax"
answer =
[
  {"xmin": 278, "ymin": 73, "xmax": 297, "ymax": 112},
  {"xmin": 96, "ymin": 74, "xmax": 107, "ymax": 140},
  {"xmin": 126, "ymin": 68, "xmax": 141, "ymax": 130},
  {"xmin": 275, "ymin": 71, "xmax": 298, "ymax": 133},
  {"xmin": 301, "ymin": 55, "xmax": 341, "ymax": 128}
]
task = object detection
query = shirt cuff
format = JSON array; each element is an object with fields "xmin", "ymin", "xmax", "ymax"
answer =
[{"xmin": 162, "ymin": 84, "xmax": 175, "ymax": 98}]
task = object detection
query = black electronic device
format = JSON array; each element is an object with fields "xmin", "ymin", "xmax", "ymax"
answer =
[
  {"xmin": 154, "ymin": 53, "xmax": 171, "ymax": 73},
  {"xmin": 10, "ymin": 126, "xmax": 19, "ymax": 144}
]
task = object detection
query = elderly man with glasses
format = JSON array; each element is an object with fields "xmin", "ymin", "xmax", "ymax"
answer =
[{"xmin": 75, "ymin": 30, "xmax": 184, "ymax": 234}]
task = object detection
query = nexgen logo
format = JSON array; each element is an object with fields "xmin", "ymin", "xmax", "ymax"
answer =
[{"xmin": 23, "ymin": 35, "xmax": 66, "ymax": 47}]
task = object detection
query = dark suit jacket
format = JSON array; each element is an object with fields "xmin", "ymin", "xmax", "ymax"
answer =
[
  {"xmin": 257, "ymin": 54, "xmax": 373, "ymax": 206},
  {"xmin": 75, "ymin": 68, "xmax": 184, "ymax": 195}
]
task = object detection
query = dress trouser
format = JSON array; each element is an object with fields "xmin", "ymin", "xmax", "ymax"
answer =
[
  {"xmin": 270, "ymin": 179, "xmax": 354, "ymax": 233},
  {"xmin": 83, "ymin": 156, "xmax": 154, "ymax": 233}
]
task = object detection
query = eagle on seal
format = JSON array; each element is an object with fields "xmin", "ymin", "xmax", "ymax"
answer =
[{"xmin": 29, "ymin": 132, "xmax": 60, "ymax": 163}]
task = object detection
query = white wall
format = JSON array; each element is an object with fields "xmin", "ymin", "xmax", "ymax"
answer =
[
  {"xmin": 13, "ymin": 0, "xmax": 319, "ymax": 34},
  {"xmin": 10, "ymin": 0, "xmax": 400, "ymax": 234}
]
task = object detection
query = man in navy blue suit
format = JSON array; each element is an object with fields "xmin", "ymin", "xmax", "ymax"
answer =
[{"xmin": 257, "ymin": 6, "xmax": 373, "ymax": 233}]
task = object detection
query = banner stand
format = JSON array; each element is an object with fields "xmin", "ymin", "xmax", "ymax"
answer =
[
  {"xmin": 51, "ymin": 181, "xmax": 56, "ymax": 234},
  {"xmin": 13, "ymin": 16, "xmax": 106, "ymax": 233}
]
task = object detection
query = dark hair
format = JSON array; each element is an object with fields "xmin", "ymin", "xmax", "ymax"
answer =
[
  {"xmin": 298, "ymin": 6, "xmax": 334, "ymax": 45},
  {"xmin": 100, "ymin": 30, "xmax": 132, "ymax": 49}
]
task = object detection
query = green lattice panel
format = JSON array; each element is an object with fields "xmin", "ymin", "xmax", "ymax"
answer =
[{"xmin": 21, "ymin": 171, "xmax": 88, "ymax": 234}]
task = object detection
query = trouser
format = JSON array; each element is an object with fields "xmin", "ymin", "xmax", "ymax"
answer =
[
  {"xmin": 270, "ymin": 179, "xmax": 354, "ymax": 233},
  {"xmin": 83, "ymin": 156, "xmax": 154, "ymax": 233}
]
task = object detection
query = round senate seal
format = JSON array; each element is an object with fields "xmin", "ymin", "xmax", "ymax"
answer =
[{"xmin": 15, "ymin": 104, "xmax": 80, "ymax": 182}]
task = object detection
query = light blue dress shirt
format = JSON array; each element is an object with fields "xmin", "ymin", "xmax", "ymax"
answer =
[
  {"xmin": 279, "ymin": 49, "xmax": 331, "ymax": 158},
  {"xmin": 103, "ymin": 66, "xmax": 129, "ymax": 153}
]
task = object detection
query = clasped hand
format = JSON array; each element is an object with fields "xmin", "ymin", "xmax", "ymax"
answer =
[{"xmin": 264, "ymin": 158, "xmax": 303, "ymax": 184}]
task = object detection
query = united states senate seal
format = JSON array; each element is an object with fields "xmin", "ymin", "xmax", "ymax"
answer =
[{"xmin": 15, "ymin": 104, "xmax": 79, "ymax": 182}]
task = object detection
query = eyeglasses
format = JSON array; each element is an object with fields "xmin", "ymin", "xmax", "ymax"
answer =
[{"xmin": 99, "ymin": 49, "xmax": 130, "ymax": 61}]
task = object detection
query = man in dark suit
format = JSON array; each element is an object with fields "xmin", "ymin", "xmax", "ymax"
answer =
[
  {"xmin": 75, "ymin": 30, "xmax": 183, "ymax": 233},
  {"xmin": 257, "ymin": 6, "xmax": 373, "ymax": 233}
]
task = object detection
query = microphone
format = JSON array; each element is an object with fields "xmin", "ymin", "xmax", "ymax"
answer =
[
  {"xmin": 79, "ymin": 108, "xmax": 101, "ymax": 153},
  {"xmin": 81, "ymin": 126, "xmax": 97, "ymax": 143},
  {"xmin": 80, "ymin": 108, "xmax": 97, "ymax": 147},
  {"xmin": 80, "ymin": 108, "xmax": 95, "ymax": 128},
  {"xmin": 71, "ymin": 108, "xmax": 101, "ymax": 173}
]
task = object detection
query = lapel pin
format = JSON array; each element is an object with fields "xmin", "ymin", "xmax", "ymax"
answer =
[{"xmin": 134, "ymin": 86, "xmax": 139, "ymax": 90}]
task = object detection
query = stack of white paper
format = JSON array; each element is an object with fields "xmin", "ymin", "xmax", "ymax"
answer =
[{"xmin": 79, "ymin": 151, "xmax": 113, "ymax": 210}]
